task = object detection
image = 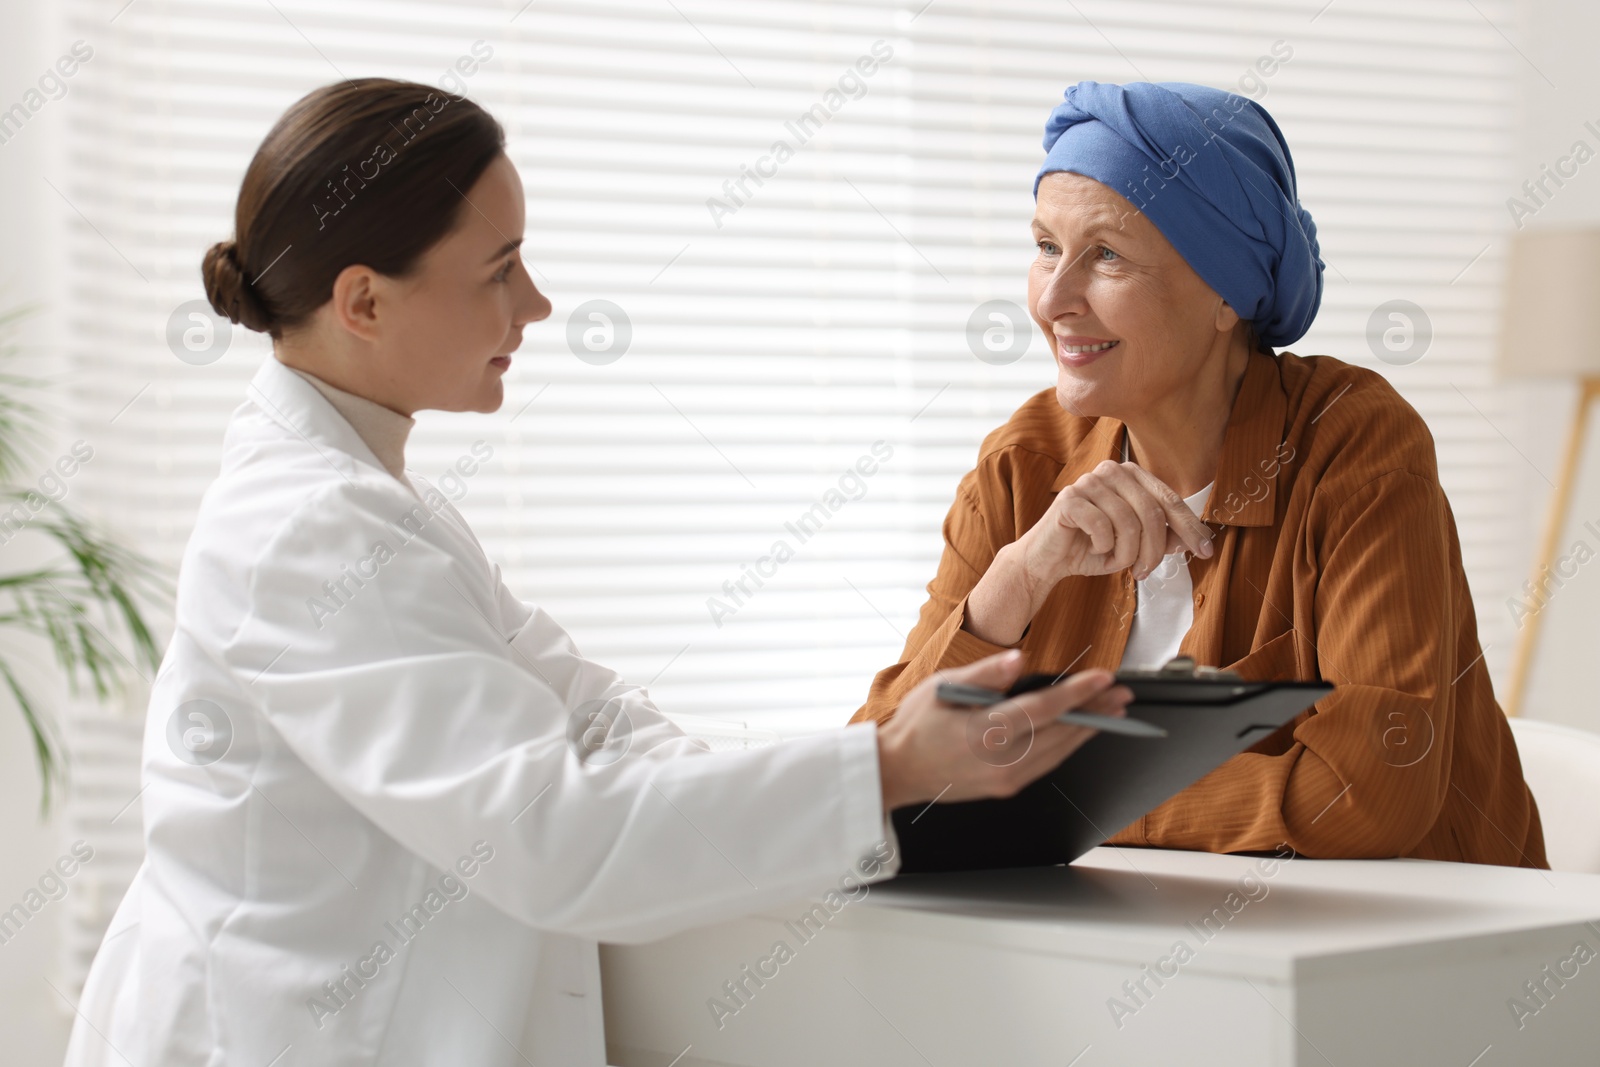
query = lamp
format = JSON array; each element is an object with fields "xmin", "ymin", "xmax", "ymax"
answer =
[{"xmin": 1498, "ymin": 226, "xmax": 1600, "ymax": 717}]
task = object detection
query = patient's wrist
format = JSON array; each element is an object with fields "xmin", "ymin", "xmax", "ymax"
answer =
[{"xmin": 964, "ymin": 543, "xmax": 1044, "ymax": 646}]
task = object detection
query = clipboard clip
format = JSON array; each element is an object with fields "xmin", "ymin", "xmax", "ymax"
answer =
[{"xmin": 1119, "ymin": 655, "xmax": 1244, "ymax": 681}]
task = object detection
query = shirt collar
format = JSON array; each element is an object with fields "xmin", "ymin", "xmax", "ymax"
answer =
[
  {"xmin": 245, "ymin": 356, "xmax": 406, "ymax": 482},
  {"xmin": 284, "ymin": 366, "xmax": 414, "ymax": 480},
  {"xmin": 1048, "ymin": 349, "xmax": 1287, "ymax": 528}
]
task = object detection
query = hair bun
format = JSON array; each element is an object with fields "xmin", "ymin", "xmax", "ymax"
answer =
[{"xmin": 202, "ymin": 239, "xmax": 274, "ymax": 333}]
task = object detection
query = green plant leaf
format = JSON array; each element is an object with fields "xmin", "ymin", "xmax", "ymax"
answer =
[{"xmin": 0, "ymin": 305, "xmax": 168, "ymax": 816}]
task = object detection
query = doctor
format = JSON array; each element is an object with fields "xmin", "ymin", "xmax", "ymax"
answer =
[{"xmin": 65, "ymin": 78, "xmax": 1130, "ymax": 1066}]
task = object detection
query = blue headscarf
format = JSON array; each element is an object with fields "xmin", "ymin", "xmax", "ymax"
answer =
[{"xmin": 1035, "ymin": 81, "xmax": 1323, "ymax": 348}]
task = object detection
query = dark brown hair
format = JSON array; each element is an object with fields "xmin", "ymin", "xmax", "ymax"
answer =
[{"xmin": 203, "ymin": 78, "xmax": 505, "ymax": 337}]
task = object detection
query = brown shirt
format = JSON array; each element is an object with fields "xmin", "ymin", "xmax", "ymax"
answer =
[{"xmin": 851, "ymin": 349, "xmax": 1546, "ymax": 868}]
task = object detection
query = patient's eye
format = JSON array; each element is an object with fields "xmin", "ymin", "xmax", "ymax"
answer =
[
  {"xmin": 1096, "ymin": 245, "xmax": 1119, "ymax": 262},
  {"xmin": 1035, "ymin": 239, "xmax": 1060, "ymax": 257},
  {"xmin": 492, "ymin": 258, "xmax": 516, "ymax": 283}
]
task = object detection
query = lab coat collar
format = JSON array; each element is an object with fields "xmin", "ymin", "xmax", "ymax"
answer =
[{"xmin": 245, "ymin": 355, "xmax": 400, "ymax": 483}]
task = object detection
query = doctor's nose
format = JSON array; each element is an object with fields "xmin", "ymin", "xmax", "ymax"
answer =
[{"xmin": 514, "ymin": 263, "xmax": 553, "ymax": 327}]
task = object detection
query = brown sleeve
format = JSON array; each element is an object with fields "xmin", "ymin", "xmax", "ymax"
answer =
[
  {"xmin": 848, "ymin": 472, "xmax": 1017, "ymax": 725},
  {"xmin": 1131, "ymin": 470, "xmax": 1467, "ymax": 858}
]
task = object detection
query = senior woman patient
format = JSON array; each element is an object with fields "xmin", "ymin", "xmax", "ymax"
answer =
[{"xmin": 851, "ymin": 80, "xmax": 1546, "ymax": 868}]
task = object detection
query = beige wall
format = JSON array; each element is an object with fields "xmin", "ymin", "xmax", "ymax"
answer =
[
  {"xmin": 1506, "ymin": 0, "xmax": 1600, "ymax": 726},
  {"xmin": 0, "ymin": 0, "xmax": 81, "ymax": 1059}
]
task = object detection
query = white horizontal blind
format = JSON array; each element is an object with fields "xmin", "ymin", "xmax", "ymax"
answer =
[{"xmin": 56, "ymin": 0, "xmax": 1519, "ymax": 993}]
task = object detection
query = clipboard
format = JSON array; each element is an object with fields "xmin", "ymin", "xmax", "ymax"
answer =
[{"xmin": 891, "ymin": 656, "xmax": 1333, "ymax": 874}]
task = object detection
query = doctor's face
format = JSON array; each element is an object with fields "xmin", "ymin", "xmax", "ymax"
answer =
[
  {"xmin": 1028, "ymin": 171, "xmax": 1242, "ymax": 422},
  {"xmin": 374, "ymin": 153, "xmax": 551, "ymax": 414}
]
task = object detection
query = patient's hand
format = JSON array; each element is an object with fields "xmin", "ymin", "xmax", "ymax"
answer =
[
  {"xmin": 1027, "ymin": 459, "xmax": 1213, "ymax": 580},
  {"xmin": 875, "ymin": 650, "xmax": 1132, "ymax": 811},
  {"xmin": 965, "ymin": 460, "xmax": 1213, "ymax": 646}
]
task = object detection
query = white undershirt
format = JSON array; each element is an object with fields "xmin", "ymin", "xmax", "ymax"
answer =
[
  {"xmin": 285, "ymin": 363, "xmax": 414, "ymax": 481},
  {"xmin": 1117, "ymin": 441, "xmax": 1214, "ymax": 670}
]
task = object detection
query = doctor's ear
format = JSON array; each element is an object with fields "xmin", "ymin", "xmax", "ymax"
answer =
[{"xmin": 328, "ymin": 264, "xmax": 386, "ymax": 342}]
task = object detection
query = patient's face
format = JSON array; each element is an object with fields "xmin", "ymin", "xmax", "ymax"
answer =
[
  {"xmin": 378, "ymin": 153, "xmax": 551, "ymax": 414},
  {"xmin": 1028, "ymin": 171, "xmax": 1238, "ymax": 422}
]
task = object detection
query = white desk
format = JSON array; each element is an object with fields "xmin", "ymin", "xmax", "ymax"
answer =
[{"xmin": 601, "ymin": 848, "xmax": 1600, "ymax": 1066}]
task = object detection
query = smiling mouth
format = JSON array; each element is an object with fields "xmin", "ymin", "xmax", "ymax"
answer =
[{"xmin": 1059, "ymin": 340, "xmax": 1118, "ymax": 354}]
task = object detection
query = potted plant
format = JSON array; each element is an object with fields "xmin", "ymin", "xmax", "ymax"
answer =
[{"xmin": 0, "ymin": 304, "xmax": 165, "ymax": 814}]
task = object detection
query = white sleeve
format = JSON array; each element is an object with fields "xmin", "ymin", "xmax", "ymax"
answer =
[
  {"xmin": 225, "ymin": 479, "xmax": 896, "ymax": 944},
  {"xmin": 473, "ymin": 508, "xmax": 906, "ymax": 879}
]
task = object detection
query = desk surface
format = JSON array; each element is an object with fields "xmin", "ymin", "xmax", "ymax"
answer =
[
  {"xmin": 602, "ymin": 849, "xmax": 1600, "ymax": 1067},
  {"xmin": 865, "ymin": 846, "xmax": 1600, "ymax": 981}
]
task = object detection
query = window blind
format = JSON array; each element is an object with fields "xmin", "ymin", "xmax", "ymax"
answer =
[{"xmin": 55, "ymin": 0, "xmax": 1519, "ymax": 995}]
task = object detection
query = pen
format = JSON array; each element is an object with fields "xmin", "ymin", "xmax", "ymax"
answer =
[{"xmin": 935, "ymin": 681, "xmax": 1168, "ymax": 739}]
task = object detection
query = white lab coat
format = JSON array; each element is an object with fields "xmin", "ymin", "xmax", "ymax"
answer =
[{"xmin": 64, "ymin": 356, "xmax": 896, "ymax": 1067}]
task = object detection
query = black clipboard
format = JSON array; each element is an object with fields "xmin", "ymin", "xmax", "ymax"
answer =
[{"xmin": 891, "ymin": 657, "xmax": 1333, "ymax": 874}]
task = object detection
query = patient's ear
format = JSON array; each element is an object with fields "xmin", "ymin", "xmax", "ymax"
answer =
[
  {"xmin": 1214, "ymin": 296, "xmax": 1242, "ymax": 334},
  {"xmin": 329, "ymin": 264, "xmax": 383, "ymax": 343}
]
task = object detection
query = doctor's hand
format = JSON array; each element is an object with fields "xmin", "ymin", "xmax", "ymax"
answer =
[
  {"xmin": 875, "ymin": 650, "xmax": 1132, "ymax": 812},
  {"xmin": 963, "ymin": 460, "xmax": 1215, "ymax": 647}
]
